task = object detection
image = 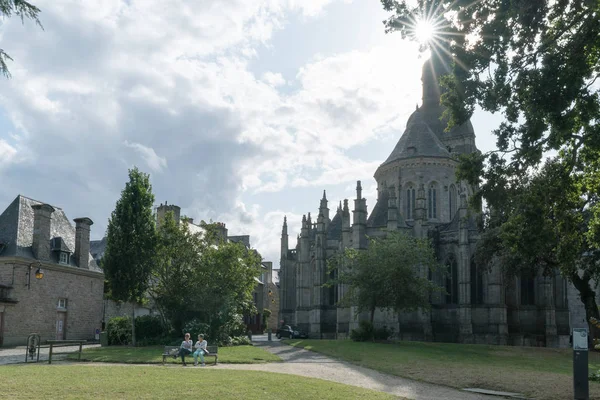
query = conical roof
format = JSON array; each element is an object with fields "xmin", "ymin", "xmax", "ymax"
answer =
[{"xmin": 382, "ymin": 109, "xmax": 450, "ymax": 165}]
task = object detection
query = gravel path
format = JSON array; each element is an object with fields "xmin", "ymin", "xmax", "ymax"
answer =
[{"xmin": 213, "ymin": 341, "xmax": 501, "ymax": 400}]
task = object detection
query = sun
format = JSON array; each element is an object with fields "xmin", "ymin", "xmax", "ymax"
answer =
[{"xmin": 414, "ymin": 19, "xmax": 436, "ymax": 43}]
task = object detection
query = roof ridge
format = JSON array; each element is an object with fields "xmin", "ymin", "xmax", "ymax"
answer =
[{"xmin": 18, "ymin": 194, "xmax": 64, "ymax": 210}]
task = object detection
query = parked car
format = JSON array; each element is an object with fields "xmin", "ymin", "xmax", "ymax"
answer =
[{"xmin": 276, "ymin": 325, "xmax": 308, "ymax": 339}]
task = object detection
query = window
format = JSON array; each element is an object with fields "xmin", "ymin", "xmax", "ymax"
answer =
[
  {"xmin": 449, "ymin": 185, "xmax": 457, "ymax": 220},
  {"xmin": 406, "ymin": 186, "xmax": 415, "ymax": 219},
  {"xmin": 57, "ymin": 298, "xmax": 67, "ymax": 309},
  {"xmin": 428, "ymin": 185, "xmax": 437, "ymax": 219},
  {"xmin": 470, "ymin": 259, "xmax": 484, "ymax": 305},
  {"xmin": 520, "ymin": 273, "xmax": 535, "ymax": 305},
  {"xmin": 445, "ymin": 257, "xmax": 459, "ymax": 304},
  {"xmin": 59, "ymin": 252, "xmax": 69, "ymax": 265}
]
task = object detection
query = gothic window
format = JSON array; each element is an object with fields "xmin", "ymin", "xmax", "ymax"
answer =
[
  {"xmin": 428, "ymin": 185, "xmax": 437, "ymax": 219},
  {"xmin": 406, "ymin": 186, "xmax": 415, "ymax": 219},
  {"xmin": 445, "ymin": 256, "xmax": 459, "ymax": 304},
  {"xmin": 520, "ymin": 272, "xmax": 535, "ymax": 306},
  {"xmin": 554, "ymin": 275, "xmax": 567, "ymax": 308},
  {"xmin": 329, "ymin": 269, "xmax": 338, "ymax": 306},
  {"xmin": 470, "ymin": 258, "xmax": 484, "ymax": 305},
  {"xmin": 449, "ymin": 184, "xmax": 457, "ymax": 220}
]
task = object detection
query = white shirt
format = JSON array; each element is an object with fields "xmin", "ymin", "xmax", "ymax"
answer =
[{"xmin": 195, "ymin": 339, "xmax": 207, "ymax": 350}]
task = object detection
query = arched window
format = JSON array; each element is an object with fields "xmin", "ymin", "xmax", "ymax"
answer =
[
  {"xmin": 470, "ymin": 258, "xmax": 484, "ymax": 305},
  {"xmin": 449, "ymin": 184, "xmax": 457, "ymax": 220},
  {"xmin": 406, "ymin": 186, "xmax": 415, "ymax": 219},
  {"xmin": 328, "ymin": 269, "xmax": 338, "ymax": 306},
  {"xmin": 520, "ymin": 271, "xmax": 535, "ymax": 305},
  {"xmin": 428, "ymin": 184, "xmax": 437, "ymax": 219},
  {"xmin": 445, "ymin": 256, "xmax": 459, "ymax": 304}
]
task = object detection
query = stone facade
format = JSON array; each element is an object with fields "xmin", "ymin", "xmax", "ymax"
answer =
[
  {"xmin": 279, "ymin": 54, "xmax": 576, "ymax": 347},
  {"xmin": 0, "ymin": 196, "xmax": 104, "ymax": 346}
]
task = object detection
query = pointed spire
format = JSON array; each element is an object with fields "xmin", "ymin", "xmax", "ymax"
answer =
[
  {"xmin": 356, "ymin": 180, "xmax": 362, "ymax": 199},
  {"xmin": 343, "ymin": 199, "xmax": 349, "ymax": 213},
  {"xmin": 422, "ymin": 50, "xmax": 451, "ymax": 107},
  {"xmin": 322, "ymin": 190, "xmax": 327, "ymax": 200},
  {"xmin": 282, "ymin": 216, "xmax": 288, "ymax": 234}
]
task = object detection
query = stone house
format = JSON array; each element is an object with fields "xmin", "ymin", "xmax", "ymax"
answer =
[
  {"xmin": 279, "ymin": 54, "xmax": 580, "ymax": 347},
  {"xmin": 0, "ymin": 195, "xmax": 104, "ymax": 346}
]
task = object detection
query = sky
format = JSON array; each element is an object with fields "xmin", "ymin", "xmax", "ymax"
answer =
[{"xmin": 0, "ymin": 0, "xmax": 503, "ymax": 269}]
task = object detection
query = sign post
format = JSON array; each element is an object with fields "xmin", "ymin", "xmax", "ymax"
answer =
[
  {"xmin": 95, "ymin": 328, "xmax": 100, "ymax": 341},
  {"xmin": 573, "ymin": 327, "xmax": 589, "ymax": 400}
]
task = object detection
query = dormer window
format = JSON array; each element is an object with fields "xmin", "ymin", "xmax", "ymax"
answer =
[{"xmin": 59, "ymin": 252, "xmax": 69, "ymax": 265}]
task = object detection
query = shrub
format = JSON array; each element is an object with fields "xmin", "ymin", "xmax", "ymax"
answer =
[
  {"xmin": 373, "ymin": 325, "xmax": 393, "ymax": 341},
  {"xmin": 182, "ymin": 318, "xmax": 211, "ymax": 341},
  {"xmin": 349, "ymin": 321, "xmax": 393, "ymax": 342},
  {"xmin": 107, "ymin": 316, "xmax": 132, "ymax": 345},
  {"xmin": 350, "ymin": 320, "xmax": 374, "ymax": 342},
  {"xmin": 135, "ymin": 315, "xmax": 170, "ymax": 342},
  {"xmin": 230, "ymin": 336, "xmax": 253, "ymax": 346}
]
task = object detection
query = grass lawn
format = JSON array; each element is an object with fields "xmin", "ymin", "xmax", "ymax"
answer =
[
  {"xmin": 0, "ymin": 365, "xmax": 397, "ymax": 399},
  {"xmin": 287, "ymin": 339, "xmax": 600, "ymax": 400},
  {"xmin": 67, "ymin": 345, "xmax": 281, "ymax": 364}
]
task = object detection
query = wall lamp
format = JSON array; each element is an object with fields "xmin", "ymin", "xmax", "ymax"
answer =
[{"xmin": 25, "ymin": 261, "xmax": 44, "ymax": 290}]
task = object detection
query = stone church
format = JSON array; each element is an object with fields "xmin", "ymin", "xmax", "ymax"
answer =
[{"xmin": 279, "ymin": 53, "xmax": 577, "ymax": 347}]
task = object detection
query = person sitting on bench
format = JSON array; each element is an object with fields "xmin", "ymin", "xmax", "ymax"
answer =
[
  {"xmin": 176, "ymin": 333, "xmax": 193, "ymax": 366},
  {"xmin": 193, "ymin": 334, "xmax": 209, "ymax": 367}
]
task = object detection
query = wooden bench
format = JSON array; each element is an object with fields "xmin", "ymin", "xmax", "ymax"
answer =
[{"xmin": 162, "ymin": 345, "xmax": 219, "ymax": 365}]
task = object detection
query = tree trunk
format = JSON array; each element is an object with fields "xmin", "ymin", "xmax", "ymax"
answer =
[
  {"xmin": 571, "ymin": 272, "xmax": 600, "ymax": 347},
  {"xmin": 370, "ymin": 306, "xmax": 375, "ymax": 325},
  {"xmin": 131, "ymin": 306, "xmax": 136, "ymax": 347}
]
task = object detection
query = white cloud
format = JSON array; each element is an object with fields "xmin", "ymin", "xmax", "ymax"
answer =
[
  {"xmin": 123, "ymin": 141, "xmax": 168, "ymax": 172},
  {"xmin": 261, "ymin": 71, "xmax": 286, "ymax": 87},
  {"xmin": 0, "ymin": 139, "xmax": 17, "ymax": 167},
  {"xmin": 0, "ymin": 0, "xmax": 438, "ymax": 270}
]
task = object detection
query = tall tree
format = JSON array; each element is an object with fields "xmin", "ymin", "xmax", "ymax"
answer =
[
  {"xmin": 151, "ymin": 219, "xmax": 262, "ymax": 342},
  {"xmin": 329, "ymin": 232, "xmax": 440, "ymax": 324},
  {"xmin": 103, "ymin": 167, "xmax": 157, "ymax": 346},
  {"xmin": 1, "ymin": 0, "xmax": 43, "ymax": 78},
  {"xmin": 380, "ymin": 1, "xmax": 600, "ymax": 330}
]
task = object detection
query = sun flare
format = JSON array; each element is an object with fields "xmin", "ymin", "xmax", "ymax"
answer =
[{"xmin": 414, "ymin": 19, "xmax": 436, "ymax": 43}]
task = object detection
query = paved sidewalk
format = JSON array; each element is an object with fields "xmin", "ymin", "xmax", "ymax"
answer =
[
  {"xmin": 0, "ymin": 344, "xmax": 100, "ymax": 365},
  {"xmin": 214, "ymin": 340, "xmax": 502, "ymax": 400}
]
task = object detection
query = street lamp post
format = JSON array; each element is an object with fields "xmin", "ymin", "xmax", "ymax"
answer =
[{"xmin": 25, "ymin": 262, "xmax": 44, "ymax": 290}]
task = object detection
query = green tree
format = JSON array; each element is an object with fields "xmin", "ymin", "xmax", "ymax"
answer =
[
  {"xmin": 380, "ymin": 1, "xmax": 600, "ymax": 330},
  {"xmin": 329, "ymin": 232, "xmax": 440, "ymax": 324},
  {"xmin": 103, "ymin": 167, "xmax": 158, "ymax": 346},
  {"xmin": 150, "ymin": 210, "xmax": 204, "ymax": 332},
  {"xmin": 151, "ymin": 219, "xmax": 262, "ymax": 343},
  {"xmin": 1, "ymin": 0, "xmax": 43, "ymax": 78}
]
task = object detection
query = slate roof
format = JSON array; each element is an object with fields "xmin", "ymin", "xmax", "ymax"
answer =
[
  {"xmin": 228, "ymin": 235, "xmax": 250, "ymax": 248},
  {"xmin": 327, "ymin": 212, "xmax": 342, "ymax": 240},
  {"xmin": 382, "ymin": 110, "xmax": 451, "ymax": 165},
  {"xmin": 367, "ymin": 191, "xmax": 389, "ymax": 228},
  {"xmin": 90, "ymin": 236, "xmax": 107, "ymax": 262},
  {"xmin": 0, "ymin": 195, "xmax": 101, "ymax": 272}
]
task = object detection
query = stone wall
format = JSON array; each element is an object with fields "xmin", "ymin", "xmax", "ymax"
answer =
[{"xmin": 0, "ymin": 259, "xmax": 104, "ymax": 346}]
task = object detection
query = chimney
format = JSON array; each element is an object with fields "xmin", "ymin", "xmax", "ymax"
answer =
[
  {"xmin": 74, "ymin": 217, "xmax": 94, "ymax": 269},
  {"xmin": 32, "ymin": 204, "xmax": 55, "ymax": 262},
  {"xmin": 156, "ymin": 203, "xmax": 181, "ymax": 227}
]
